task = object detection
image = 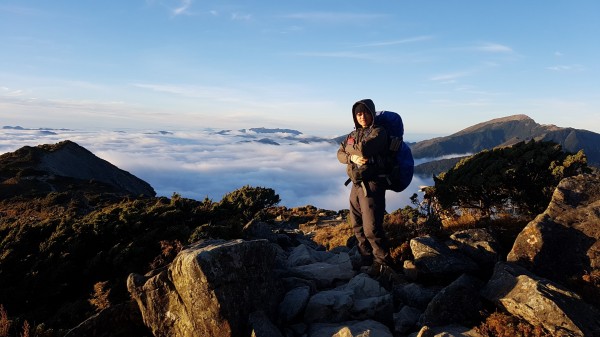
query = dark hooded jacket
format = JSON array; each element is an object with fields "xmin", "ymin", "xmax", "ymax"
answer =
[{"xmin": 337, "ymin": 99, "xmax": 389, "ymax": 184}]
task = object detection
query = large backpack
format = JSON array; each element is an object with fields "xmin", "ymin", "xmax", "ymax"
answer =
[{"xmin": 375, "ymin": 111, "xmax": 414, "ymax": 192}]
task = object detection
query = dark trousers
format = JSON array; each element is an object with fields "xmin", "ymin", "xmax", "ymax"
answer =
[{"xmin": 349, "ymin": 181, "xmax": 389, "ymax": 265}]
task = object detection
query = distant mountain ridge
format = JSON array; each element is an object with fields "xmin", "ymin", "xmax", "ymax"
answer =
[
  {"xmin": 412, "ymin": 114, "xmax": 600, "ymax": 175},
  {"xmin": 0, "ymin": 140, "xmax": 155, "ymax": 198},
  {"xmin": 214, "ymin": 127, "xmax": 332, "ymax": 145}
]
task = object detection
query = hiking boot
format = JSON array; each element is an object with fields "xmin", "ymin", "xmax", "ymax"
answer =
[{"xmin": 376, "ymin": 264, "xmax": 407, "ymax": 290}]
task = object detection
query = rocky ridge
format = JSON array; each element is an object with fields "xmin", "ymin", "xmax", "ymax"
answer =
[
  {"xmin": 410, "ymin": 114, "xmax": 600, "ymax": 175},
  {"xmin": 64, "ymin": 172, "xmax": 600, "ymax": 337},
  {"xmin": 3, "ymin": 139, "xmax": 600, "ymax": 337}
]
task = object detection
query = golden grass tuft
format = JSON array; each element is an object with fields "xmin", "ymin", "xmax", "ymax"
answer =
[
  {"xmin": 0, "ymin": 304, "xmax": 10, "ymax": 337},
  {"xmin": 88, "ymin": 281, "xmax": 111, "ymax": 312},
  {"xmin": 476, "ymin": 312, "xmax": 550, "ymax": 337},
  {"xmin": 312, "ymin": 222, "xmax": 353, "ymax": 250},
  {"xmin": 442, "ymin": 211, "xmax": 479, "ymax": 231}
]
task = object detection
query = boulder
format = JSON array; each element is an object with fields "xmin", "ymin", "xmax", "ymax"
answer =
[
  {"xmin": 449, "ymin": 228, "xmax": 501, "ymax": 270},
  {"xmin": 308, "ymin": 320, "xmax": 393, "ymax": 337},
  {"xmin": 419, "ymin": 274, "xmax": 484, "ymax": 327},
  {"xmin": 508, "ymin": 172, "xmax": 600, "ymax": 290},
  {"xmin": 249, "ymin": 310, "xmax": 284, "ymax": 337},
  {"xmin": 393, "ymin": 283, "xmax": 442, "ymax": 310},
  {"xmin": 394, "ymin": 306, "xmax": 422, "ymax": 334},
  {"xmin": 127, "ymin": 239, "xmax": 283, "ymax": 337},
  {"xmin": 481, "ymin": 262, "xmax": 600, "ymax": 337},
  {"xmin": 304, "ymin": 273, "xmax": 393, "ymax": 324},
  {"xmin": 287, "ymin": 249, "xmax": 356, "ymax": 289},
  {"xmin": 278, "ymin": 286, "xmax": 311, "ymax": 323},
  {"xmin": 406, "ymin": 235, "xmax": 478, "ymax": 283}
]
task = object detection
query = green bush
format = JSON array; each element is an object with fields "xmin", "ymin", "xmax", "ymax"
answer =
[
  {"xmin": 216, "ymin": 185, "xmax": 280, "ymax": 223},
  {"xmin": 432, "ymin": 140, "xmax": 589, "ymax": 218}
]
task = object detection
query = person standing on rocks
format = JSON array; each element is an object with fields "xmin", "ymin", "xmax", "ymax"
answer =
[{"xmin": 337, "ymin": 98, "xmax": 393, "ymax": 276}]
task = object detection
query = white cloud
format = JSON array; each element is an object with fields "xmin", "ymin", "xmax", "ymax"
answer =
[
  {"xmin": 292, "ymin": 51, "xmax": 380, "ymax": 61},
  {"xmin": 474, "ymin": 42, "xmax": 513, "ymax": 53},
  {"xmin": 430, "ymin": 71, "xmax": 470, "ymax": 82},
  {"xmin": 354, "ymin": 35, "xmax": 434, "ymax": 48},
  {"xmin": 231, "ymin": 12, "xmax": 252, "ymax": 21},
  {"xmin": 546, "ymin": 64, "xmax": 585, "ymax": 72},
  {"xmin": 0, "ymin": 128, "xmax": 426, "ymax": 212},
  {"xmin": 172, "ymin": 0, "xmax": 193, "ymax": 16},
  {"xmin": 283, "ymin": 12, "xmax": 386, "ymax": 23}
]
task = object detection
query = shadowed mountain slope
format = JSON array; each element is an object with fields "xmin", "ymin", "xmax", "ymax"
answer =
[
  {"xmin": 0, "ymin": 140, "xmax": 155, "ymax": 198},
  {"xmin": 412, "ymin": 115, "xmax": 600, "ymax": 175}
]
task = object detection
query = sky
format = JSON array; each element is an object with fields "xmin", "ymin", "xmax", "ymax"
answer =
[{"xmin": 1, "ymin": 1, "xmax": 600, "ymax": 139}]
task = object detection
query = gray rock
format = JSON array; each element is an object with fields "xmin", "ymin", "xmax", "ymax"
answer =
[
  {"xmin": 279, "ymin": 286, "xmax": 311, "ymax": 323},
  {"xmin": 508, "ymin": 172, "xmax": 600, "ymax": 289},
  {"xmin": 127, "ymin": 239, "xmax": 283, "ymax": 337},
  {"xmin": 420, "ymin": 274, "xmax": 484, "ymax": 327},
  {"xmin": 408, "ymin": 235, "xmax": 479, "ymax": 282},
  {"xmin": 304, "ymin": 288, "xmax": 354, "ymax": 323},
  {"xmin": 244, "ymin": 220, "xmax": 279, "ymax": 242},
  {"xmin": 394, "ymin": 306, "xmax": 422, "ymax": 334},
  {"xmin": 250, "ymin": 310, "xmax": 284, "ymax": 337},
  {"xmin": 393, "ymin": 283, "xmax": 442, "ymax": 310},
  {"xmin": 304, "ymin": 273, "xmax": 393, "ymax": 324},
  {"xmin": 482, "ymin": 262, "xmax": 600, "ymax": 337},
  {"xmin": 287, "ymin": 244, "xmax": 349, "ymax": 267},
  {"xmin": 449, "ymin": 228, "xmax": 501, "ymax": 270},
  {"xmin": 290, "ymin": 261, "xmax": 355, "ymax": 289},
  {"xmin": 308, "ymin": 320, "xmax": 393, "ymax": 337}
]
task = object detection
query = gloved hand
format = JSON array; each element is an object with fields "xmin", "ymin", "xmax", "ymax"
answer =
[{"xmin": 350, "ymin": 155, "xmax": 368, "ymax": 166}]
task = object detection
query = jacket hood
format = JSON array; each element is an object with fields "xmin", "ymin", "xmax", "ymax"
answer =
[{"xmin": 352, "ymin": 99, "xmax": 377, "ymax": 129}]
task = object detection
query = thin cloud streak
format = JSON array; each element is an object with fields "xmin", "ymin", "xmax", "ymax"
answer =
[
  {"xmin": 546, "ymin": 64, "xmax": 585, "ymax": 72},
  {"xmin": 172, "ymin": 0, "xmax": 193, "ymax": 16},
  {"xmin": 473, "ymin": 42, "xmax": 514, "ymax": 53},
  {"xmin": 283, "ymin": 12, "xmax": 386, "ymax": 23},
  {"xmin": 354, "ymin": 35, "xmax": 434, "ymax": 48},
  {"xmin": 292, "ymin": 51, "xmax": 384, "ymax": 62},
  {"xmin": 430, "ymin": 71, "xmax": 471, "ymax": 82}
]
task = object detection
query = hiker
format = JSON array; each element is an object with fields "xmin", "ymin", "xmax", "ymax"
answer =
[{"xmin": 337, "ymin": 98, "xmax": 393, "ymax": 275}]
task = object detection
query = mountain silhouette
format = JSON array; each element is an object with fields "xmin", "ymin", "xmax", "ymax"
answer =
[
  {"xmin": 0, "ymin": 140, "xmax": 155, "ymax": 198},
  {"xmin": 411, "ymin": 114, "xmax": 600, "ymax": 175}
]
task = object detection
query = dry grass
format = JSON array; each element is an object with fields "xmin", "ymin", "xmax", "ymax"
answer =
[
  {"xmin": 149, "ymin": 239, "xmax": 183, "ymax": 270},
  {"xmin": 441, "ymin": 211, "xmax": 479, "ymax": 231},
  {"xmin": 19, "ymin": 321, "xmax": 29, "ymax": 337},
  {"xmin": 89, "ymin": 281, "xmax": 111, "ymax": 312},
  {"xmin": 389, "ymin": 241, "xmax": 411, "ymax": 264},
  {"xmin": 476, "ymin": 312, "xmax": 550, "ymax": 337},
  {"xmin": 0, "ymin": 305, "xmax": 10, "ymax": 337},
  {"xmin": 312, "ymin": 222, "xmax": 353, "ymax": 250},
  {"xmin": 0, "ymin": 305, "xmax": 31, "ymax": 337}
]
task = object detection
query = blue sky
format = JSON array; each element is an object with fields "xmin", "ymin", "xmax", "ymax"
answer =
[{"xmin": 1, "ymin": 1, "xmax": 599, "ymax": 140}]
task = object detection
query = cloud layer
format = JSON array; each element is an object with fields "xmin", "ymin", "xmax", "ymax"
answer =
[{"xmin": 0, "ymin": 127, "xmax": 430, "ymax": 212}]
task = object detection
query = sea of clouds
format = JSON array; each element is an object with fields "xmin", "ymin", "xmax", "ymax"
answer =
[{"xmin": 0, "ymin": 127, "xmax": 432, "ymax": 212}]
